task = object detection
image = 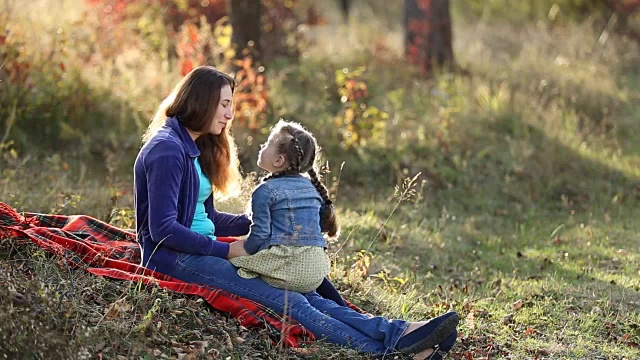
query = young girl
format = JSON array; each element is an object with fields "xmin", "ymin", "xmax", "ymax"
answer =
[{"xmin": 230, "ymin": 120, "xmax": 336, "ymax": 293}]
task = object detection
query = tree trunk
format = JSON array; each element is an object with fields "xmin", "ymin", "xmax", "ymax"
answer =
[
  {"xmin": 404, "ymin": 0, "xmax": 454, "ymax": 77},
  {"xmin": 339, "ymin": 0, "xmax": 352, "ymax": 23},
  {"xmin": 230, "ymin": 0, "xmax": 262, "ymax": 61},
  {"xmin": 605, "ymin": 0, "xmax": 640, "ymax": 43}
]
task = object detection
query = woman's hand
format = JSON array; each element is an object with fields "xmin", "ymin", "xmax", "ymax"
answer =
[{"xmin": 227, "ymin": 239, "xmax": 249, "ymax": 259}]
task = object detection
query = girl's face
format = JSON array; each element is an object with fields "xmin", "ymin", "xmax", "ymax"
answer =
[
  {"xmin": 257, "ymin": 133, "xmax": 287, "ymax": 173},
  {"xmin": 209, "ymin": 84, "xmax": 233, "ymax": 135}
]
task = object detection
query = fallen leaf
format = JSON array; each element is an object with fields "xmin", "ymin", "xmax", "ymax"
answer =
[
  {"xmin": 222, "ymin": 331, "xmax": 233, "ymax": 348},
  {"xmin": 291, "ymin": 347, "xmax": 319, "ymax": 355},
  {"xmin": 465, "ymin": 310, "xmax": 476, "ymax": 330},
  {"xmin": 10, "ymin": 292, "xmax": 29, "ymax": 305},
  {"xmin": 207, "ymin": 348, "xmax": 220, "ymax": 359},
  {"xmin": 104, "ymin": 304, "xmax": 119, "ymax": 320},
  {"xmin": 190, "ymin": 341, "xmax": 208, "ymax": 353},
  {"xmin": 503, "ymin": 313, "xmax": 514, "ymax": 325},
  {"xmin": 178, "ymin": 353, "xmax": 198, "ymax": 360},
  {"xmin": 104, "ymin": 298, "xmax": 131, "ymax": 321},
  {"xmin": 537, "ymin": 349, "xmax": 550, "ymax": 356},
  {"xmin": 513, "ymin": 299, "xmax": 524, "ymax": 310}
]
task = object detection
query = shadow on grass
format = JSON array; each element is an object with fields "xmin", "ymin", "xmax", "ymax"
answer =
[
  {"xmin": 330, "ymin": 116, "xmax": 639, "ymax": 356},
  {"xmin": 338, "ymin": 114, "xmax": 638, "ymax": 213},
  {"xmin": 2, "ymin": 72, "xmax": 142, "ymax": 179}
]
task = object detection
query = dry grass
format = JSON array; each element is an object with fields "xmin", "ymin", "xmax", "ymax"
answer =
[{"xmin": 1, "ymin": 1, "xmax": 640, "ymax": 359}]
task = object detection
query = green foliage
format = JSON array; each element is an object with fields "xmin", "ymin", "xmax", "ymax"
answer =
[
  {"xmin": 2, "ymin": 1, "xmax": 640, "ymax": 358},
  {"xmin": 456, "ymin": 0, "xmax": 609, "ymax": 24},
  {"xmin": 334, "ymin": 66, "xmax": 389, "ymax": 148},
  {"xmin": 1, "ymin": 4, "xmax": 151, "ymax": 156}
]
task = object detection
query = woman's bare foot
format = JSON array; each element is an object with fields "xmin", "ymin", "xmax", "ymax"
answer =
[
  {"xmin": 402, "ymin": 321, "xmax": 428, "ymax": 336},
  {"xmin": 412, "ymin": 347, "xmax": 435, "ymax": 360},
  {"xmin": 403, "ymin": 321, "xmax": 435, "ymax": 359}
]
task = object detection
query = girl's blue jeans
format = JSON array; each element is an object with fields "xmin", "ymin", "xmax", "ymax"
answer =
[{"xmin": 159, "ymin": 252, "xmax": 408, "ymax": 355}]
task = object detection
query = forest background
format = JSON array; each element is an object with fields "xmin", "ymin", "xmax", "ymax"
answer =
[{"xmin": 1, "ymin": 0, "xmax": 640, "ymax": 359}]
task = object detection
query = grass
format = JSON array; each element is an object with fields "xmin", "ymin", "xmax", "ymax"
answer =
[{"xmin": 2, "ymin": 1, "xmax": 640, "ymax": 359}]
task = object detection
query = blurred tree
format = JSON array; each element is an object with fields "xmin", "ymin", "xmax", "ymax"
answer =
[
  {"xmin": 339, "ymin": 0, "xmax": 353, "ymax": 23},
  {"xmin": 404, "ymin": 0, "xmax": 454, "ymax": 77},
  {"xmin": 230, "ymin": 0, "xmax": 262, "ymax": 61},
  {"xmin": 230, "ymin": 0, "xmax": 320, "ymax": 61},
  {"xmin": 605, "ymin": 0, "xmax": 640, "ymax": 42}
]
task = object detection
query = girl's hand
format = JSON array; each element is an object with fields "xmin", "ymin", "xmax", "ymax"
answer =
[{"xmin": 227, "ymin": 239, "xmax": 249, "ymax": 259}]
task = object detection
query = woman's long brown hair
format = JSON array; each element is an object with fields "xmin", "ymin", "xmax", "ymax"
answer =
[{"xmin": 143, "ymin": 66, "xmax": 242, "ymax": 199}]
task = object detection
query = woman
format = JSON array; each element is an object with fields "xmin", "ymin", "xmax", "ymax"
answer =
[{"xmin": 134, "ymin": 65, "xmax": 459, "ymax": 359}]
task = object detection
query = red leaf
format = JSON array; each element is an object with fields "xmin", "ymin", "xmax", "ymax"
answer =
[
  {"xmin": 180, "ymin": 58, "xmax": 194, "ymax": 76},
  {"xmin": 513, "ymin": 299, "xmax": 524, "ymax": 310}
]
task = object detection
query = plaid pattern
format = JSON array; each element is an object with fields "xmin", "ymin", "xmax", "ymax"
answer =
[{"xmin": 0, "ymin": 202, "xmax": 315, "ymax": 347}]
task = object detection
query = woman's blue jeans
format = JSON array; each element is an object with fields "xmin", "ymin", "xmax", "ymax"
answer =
[{"xmin": 159, "ymin": 253, "xmax": 408, "ymax": 355}]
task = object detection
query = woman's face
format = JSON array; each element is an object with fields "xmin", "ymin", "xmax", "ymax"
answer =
[{"xmin": 209, "ymin": 84, "xmax": 233, "ymax": 135}]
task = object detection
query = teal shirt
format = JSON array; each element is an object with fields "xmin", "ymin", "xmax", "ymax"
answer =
[{"xmin": 191, "ymin": 158, "xmax": 216, "ymax": 239}]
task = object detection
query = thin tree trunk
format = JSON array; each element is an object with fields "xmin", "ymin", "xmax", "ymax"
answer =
[
  {"xmin": 404, "ymin": 0, "xmax": 454, "ymax": 77},
  {"xmin": 605, "ymin": 0, "xmax": 640, "ymax": 43},
  {"xmin": 230, "ymin": 0, "xmax": 262, "ymax": 61},
  {"xmin": 339, "ymin": 0, "xmax": 352, "ymax": 23}
]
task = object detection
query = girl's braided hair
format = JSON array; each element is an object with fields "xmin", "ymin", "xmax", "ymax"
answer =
[{"xmin": 263, "ymin": 120, "xmax": 338, "ymax": 237}]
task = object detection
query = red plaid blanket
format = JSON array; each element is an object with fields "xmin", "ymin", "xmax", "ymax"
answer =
[{"xmin": 0, "ymin": 202, "xmax": 314, "ymax": 347}]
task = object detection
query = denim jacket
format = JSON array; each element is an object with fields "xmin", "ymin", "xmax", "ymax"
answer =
[{"xmin": 244, "ymin": 175, "xmax": 327, "ymax": 254}]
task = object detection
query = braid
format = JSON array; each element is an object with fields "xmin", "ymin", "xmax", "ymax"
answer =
[
  {"xmin": 291, "ymin": 137, "xmax": 304, "ymax": 173},
  {"xmin": 308, "ymin": 168, "xmax": 338, "ymax": 237},
  {"xmin": 281, "ymin": 126, "xmax": 304, "ymax": 173},
  {"xmin": 308, "ymin": 168, "xmax": 332, "ymax": 205}
]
